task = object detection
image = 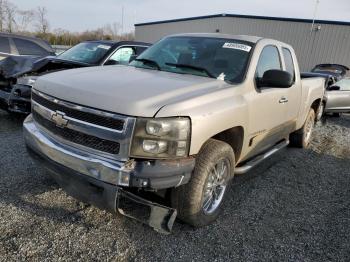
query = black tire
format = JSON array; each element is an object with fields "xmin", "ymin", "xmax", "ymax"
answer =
[
  {"xmin": 332, "ymin": 113, "xmax": 341, "ymax": 117},
  {"xmin": 315, "ymin": 102, "xmax": 325, "ymax": 121},
  {"xmin": 290, "ymin": 108, "xmax": 315, "ymax": 148},
  {"xmin": 171, "ymin": 139, "xmax": 235, "ymax": 227}
]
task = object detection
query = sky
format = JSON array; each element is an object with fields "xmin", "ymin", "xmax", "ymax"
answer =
[{"xmin": 14, "ymin": 0, "xmax": 350, "ymax": 33}]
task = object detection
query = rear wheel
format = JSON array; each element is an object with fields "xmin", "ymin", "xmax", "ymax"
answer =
[
  {"xmin": 171, "ymin": 139, "xmax": 235, "ymax": 227},
  {"xmin": 290, "ymin": 108, "xmax": 315, "ymax": 148}
]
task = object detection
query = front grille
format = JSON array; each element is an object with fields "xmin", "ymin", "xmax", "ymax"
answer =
[
  {"xmin": 32, "ymin": 92, "xmax": 125, "ymax": 131},
  {"xmin": 33, "ymin": 111, "xmax": 120, "ymax": 155}
]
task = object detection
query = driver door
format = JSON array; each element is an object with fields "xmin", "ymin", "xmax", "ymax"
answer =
[{"xmin": 245, "ymin": 45, "xmax": 289, "ymax": 159}]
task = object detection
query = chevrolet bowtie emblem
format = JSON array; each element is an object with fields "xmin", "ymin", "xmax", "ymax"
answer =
[{"xmin": 51, "ymin": 111, "xmax": 68, "ymax": 128}]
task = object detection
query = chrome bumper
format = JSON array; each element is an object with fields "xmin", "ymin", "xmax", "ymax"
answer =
[
  {"xmin": 23, "ymin": 114, "xmax": 132, "ymax": 186},
  {"xmin": 24, "ymin": 114, "xmax": 195, "ymax": 189}
]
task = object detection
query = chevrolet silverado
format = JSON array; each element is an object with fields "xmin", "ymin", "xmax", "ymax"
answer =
[{"xmin": 24, "ymin": 34, "xmax": 325, "ymax": 233}]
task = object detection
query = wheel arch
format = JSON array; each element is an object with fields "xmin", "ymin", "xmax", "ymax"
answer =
[
  {"xmin": 296, "ymin": 97, "xmax": 321, "ymax": 130},
  {"xmin": 211, "ymin": 126, "xmax": 244, "ymax": 162},
  {"xmin": 310, "ymin": 98, "xmax": 322, "ymax": 113}
]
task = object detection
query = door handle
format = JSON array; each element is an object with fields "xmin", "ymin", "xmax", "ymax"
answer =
[{"xmin": 279, "ymin": 97, "xmax": 288, "ymax": 103}]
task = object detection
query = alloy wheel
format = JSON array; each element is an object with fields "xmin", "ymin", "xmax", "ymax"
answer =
[{"xmin": 202, "ymin": 158, "xmax": 229, "ymax": 214}]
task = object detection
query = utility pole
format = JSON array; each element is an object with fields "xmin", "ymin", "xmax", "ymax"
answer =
[
  {"xmin": 121, "ymin": 6, "xmax": 124, "ymax": 36},
  {"xmin": 133, "ymin": 11, "xmax": 136, "ymax": 29},
  {"xmin": 310, "ymin": 0, "xmax": 320, "ymax": 32},
  {"xmin": 308, "ymin": 0, "xmax": 320, "ymax": 70}
]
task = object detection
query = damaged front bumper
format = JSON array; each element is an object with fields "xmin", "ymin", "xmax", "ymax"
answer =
[
  {"xmin": 0, "ymin": 88, "xmax": 10, "ymax": 111},
  {"xmin": 0, "ymin": 84, "xmax": 31, "ymax": 114},
  {"xmin": 24, "ymin": 115, "xmax": 194, "ymax": 233}
]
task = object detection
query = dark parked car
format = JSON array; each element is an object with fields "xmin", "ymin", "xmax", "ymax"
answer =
[
  {"xmin": 0, "ymin": 33, "xmax": 55, "ymax": 60},
  {"xmin": 311, "ymin": 64, "xmax": 349, "ymax": 81},
  {"xmin": 0, "ymin": 40, "xmax": 150, "ymax": 114}
]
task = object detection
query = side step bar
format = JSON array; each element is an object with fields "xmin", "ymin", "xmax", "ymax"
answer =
[{"xmin": 235, "ymin": 140, "xmax": 289, "ymax": 175}]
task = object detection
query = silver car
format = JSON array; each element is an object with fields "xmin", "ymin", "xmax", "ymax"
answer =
[{"xmin": 325, "ymin": 78, "xmax": 350, "ymax": 115}]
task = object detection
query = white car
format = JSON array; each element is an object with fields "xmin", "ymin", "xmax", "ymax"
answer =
[{"xmin": 325, "ymin": 78, "xmax": 350, "ymax": 115}]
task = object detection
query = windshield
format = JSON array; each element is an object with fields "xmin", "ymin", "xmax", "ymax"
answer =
[
  {"xmin": 130, "ymin": 36, "xmax": 253, "ymax": 83},
  {"xmin": 57, "ymin": 42, "xmax": 113, "ymax": 64}
]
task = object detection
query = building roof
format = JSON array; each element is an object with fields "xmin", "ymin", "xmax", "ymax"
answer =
[{"xmin": 135, "ymin": 13, "xmax": 350, "ymax": 27}]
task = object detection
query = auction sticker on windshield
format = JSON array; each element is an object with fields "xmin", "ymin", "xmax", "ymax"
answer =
[{"xmin": 223, "ymin": 43, "xmax": 252, "ymax": 52}]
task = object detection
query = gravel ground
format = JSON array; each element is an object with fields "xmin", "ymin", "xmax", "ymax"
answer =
[{"xmin": 0, "ymin": 110, "xmax": 349, "ymax": 261}]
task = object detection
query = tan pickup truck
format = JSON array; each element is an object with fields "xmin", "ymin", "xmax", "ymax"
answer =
[{"xmin": 24, "ymin": 33, "xmax": 325, "ymax": 233}]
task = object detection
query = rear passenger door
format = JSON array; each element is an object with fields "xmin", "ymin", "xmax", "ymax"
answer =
[{"xmin": 247, "ymin": 45, "xmax": 289, "ymax": 158}]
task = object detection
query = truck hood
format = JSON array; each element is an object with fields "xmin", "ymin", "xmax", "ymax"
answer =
[{"xmin": 34, "ymin": 65, "xmax": 227, "ymax": 117}]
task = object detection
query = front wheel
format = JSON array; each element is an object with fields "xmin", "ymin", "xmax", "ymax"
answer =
[
  {"xmin": 290, "ymin": 108, "xmax": 315, "ymax": 148},
  {"xmin": 171, "ymin": 139, "xmax": 235, "ymax": 227}
]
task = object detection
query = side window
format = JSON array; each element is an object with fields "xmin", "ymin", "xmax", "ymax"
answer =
[
  {"xmin": 106, "ymin": 47, "xmax": 135, "ymax": 65},
  {"xmin": 338, "ymin": 79, "xmax": 350, "ymax": 91},
  {"xmin": 256, "ymin": 45, "xmax": 282, "ymax": 78},
  {"xmin": 12, "ymin": 38, "xmax": 48, "ymax": 56},
  {"xmin": 282, "ymin": 48, "xmax": 295, "ymax": 81},
  {"xmin": 135, "ymin": 46, "xmax": 148, "ymax": 55},
  {"xmin": 0, "ymin": 36, "xmax": 10, "ymax": 53}
]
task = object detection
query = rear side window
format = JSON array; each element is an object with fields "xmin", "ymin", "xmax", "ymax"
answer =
[
  {"xmin": 256, "ymin": 45, "xmax": 281, "ymax": 78},
  {"xmin": 135, "ymin": 46, "xmax": 148, "ymax": 55},
  {"xmin": 0, "ymin": 36, "xmax": 10, "ymax": 53},
  {"xmin": 13, "ymin": 38, "xmax": 49, "ymax": 56},
  {"xmin": 282, "ymin": 48, "xmax": 295, "ymax": 81}
]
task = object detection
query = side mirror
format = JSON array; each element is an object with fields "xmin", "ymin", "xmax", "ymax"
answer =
[
  {"xmin": 104, "ymin": 60, "xmax": 119, "ymax": 66},
  {"xmin": 257, "ymin": 70, "xmax": 293, "ymax": 88},
  {"xmin": 327, "ymin": 85, "xmax": 340, "ymax": 91},
  {"xmin": 129, "ymin": 54, "xmax": 138, "ymax": 63}
]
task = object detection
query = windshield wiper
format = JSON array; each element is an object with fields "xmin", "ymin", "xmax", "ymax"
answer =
[
  {"xmin": 165, "ymin": 63, "xmax": 215, "ymax": 78},
  {"xmin": 135, "ymin": 58, "xmax": 161, "ymax": 70}
]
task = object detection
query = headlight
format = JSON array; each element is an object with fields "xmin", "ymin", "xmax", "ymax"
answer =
[
  {"xmin": 17, "ymin": 76, "xmax": 37, "ymax": 86},
  {"xmin": 130, "ymin": 117, "xmax": 191, "ymax": 159}
]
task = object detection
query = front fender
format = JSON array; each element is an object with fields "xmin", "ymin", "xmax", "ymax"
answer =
[{"xmin": 155, "ymin": 87, "xmax": 248, "ymax": 155}]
